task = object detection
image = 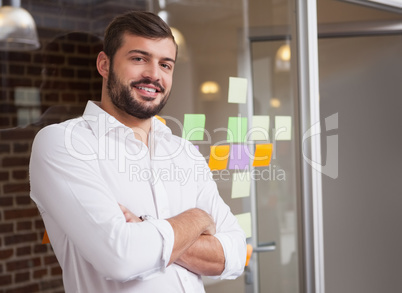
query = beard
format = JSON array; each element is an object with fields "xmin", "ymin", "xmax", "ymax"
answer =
[{"xmin": 106, "ymin": 66, "xmax": 170, "ymax": 120}]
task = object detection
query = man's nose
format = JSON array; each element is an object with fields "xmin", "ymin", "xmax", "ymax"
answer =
[{"xmin": 142, "ymin": 62, "xmax": 160, "ymax": 81}]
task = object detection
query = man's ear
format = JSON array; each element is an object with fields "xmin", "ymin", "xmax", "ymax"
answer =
[{"xmin": 97, "ymin": 51, "xmax": 110, "ymax": 78}]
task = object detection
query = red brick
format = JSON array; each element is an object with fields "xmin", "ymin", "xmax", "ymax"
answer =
[
  {"xmin": 0, "ymin": 144, "xmax": 11, "ymax": 153},
  {"xmin": 0, "ymin": 171, "xmax": 10, "ymax": 181},
  {"xmin": 51, "ymin": 266, "xmax": 62, "ymax": 276},
  {"xmin": 44, "ymin": 255, "xmax": 58, "ymax": 265},
  {"xmin": 43, "ymin": 54, "xmax": 65, "ymax": 65},
  {"xmin": 0, "ymin": 129, "xmax": 36, "ymax": 140},
  {"xmin": 61, "ymin": 93, "xmax": 75, "ymax": 102},
  {"xmin": 2, "ymin": 157, "xmax": 30, "ymax": 167},
  {"xmin": 13, "ymin": 143, "xmax": 29, "ymax": 153},
  {"xmin": 6, "ymin": 257, "xmax": 41, "ymax": 271},
  {"xmin": 3, "ymin": 183, "xmax": 30, "ymax": 194},
  {"xmin": 16, "ymin": 195, "xmax": 31, "ymax": 205},
  {"xmin": 0, "ymin": 103, "xmax": 16, "ymax": 113},
  {"xmin": 77, "ymin": 69, "xmax": 91, "ymax": 79},
  {"xmin": 16, "ymin": 246, "xmax": 31, "ymax": 256},
  {"xmin": 39, "ymin": 278, "xmax": 64, "ymax": 291},
  {"xmin": 33, "ymin": 244, "xmax": 47, "ymax": 254},
  {"xmin": 68, "ymin": 81, "xmax": 90, "ymax": 91},
  {"xmin": 0, "ymin": 116, "xmax": 11, "ymax": 127},
  {"xmin": 0, "ymin": 223, "xmax": 14, "ymax": 233},
  {"xmin": 0, "ymin": 195, "xmax": 14, "ymax": 206},
  {"xmin": 5, "ymin": 283, "xmax": 39, "ymax": 293},
  {"xmin": 34, "ymin": 220, "xmax": 45, "ymax": 230},
  {"xmin": 0, "ymin": 249, "xmax": 13, "ymax": 260},
  {"xmin": 7, "ymin": 52, "xmax": 31, "ymax": 63},
  {"xmin": 16, "ymin": 221, "xmax": 32, "ymax": 231},
  {"xmin": 61, "ymin": 68, "xmax": 74, "ymax": 78},
  {"xmin": 4, "ymin": 208, "xmax": 38, "ymax": 220},
  {"xmin": 61, "ymin": 43, "xmax": 75, "ymax": 53},
  {"xmin": 9, "ymin": 65, "xmax": 25, "ymax": 75},
  {"xmin": 14, "ymin": 271, "xmax": 30, "ymax": 283},
  {"xmin": 4, "ymin": 233, "xmax": 37, "ymax": 245},
  {"xmin": 27, "ymin": 65, "xmax": 43, "ymax": 76},
  {"xmin": 33, "ymin": 268, "xmax": 47, "ymax": 279},
  {"xmin": 13, "ymin": 170, "xmax": 28, "ymax": 180},
  {"xmin": 0, "ymin": 274, "xmax": 12, "ymax": 286}
]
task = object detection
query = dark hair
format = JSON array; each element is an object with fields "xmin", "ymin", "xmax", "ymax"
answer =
[{"xmin": 103, "ymin": 11, "xmax": 177, "ymax": 62}]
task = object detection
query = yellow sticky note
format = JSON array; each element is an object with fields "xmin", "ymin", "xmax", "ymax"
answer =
[
  {"xmin": 42, "ymin": 230, "xmax": 50, "ymax": 244},
  {"xmin": 208, "ymin": 145, "xmax": 230, "ymax": 170},
  {"xmin": 253, "ymin": 143, "xmax": 273, "ymax": 167},
  {"xmin": 275, "ymin": 116, "xmax": 292, "ymax": 141},
  {"xmin": 155, "ymin": 115, "xmax": 166, "ymax": 125},
  {"xmin": 231, "ymin": 171, "xmax": 251, "ymax": 198},
  {"xmin": 235, "ymin": 212, "xmax": 252, "ymax": 238},
  {"xmin": 250, "ymin": 115, "xmax": 270, "ymax": 141},
  {"xmin": 228, "ymin": 77, "xmax": 248, "ymax": 104}
]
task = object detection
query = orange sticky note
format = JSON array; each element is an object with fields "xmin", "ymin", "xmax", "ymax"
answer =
[
  {"xmin": 155, "ymin": 115, "xmax": 166, "ymax": 125},
  {"xmin": 208, "ymin": 145, "xmax": 230, "ymax": 170},
  {"xmin": 42, "ymin": 230, "xmax": 50, "ymax": 244},
  {"xmin": 245, "ymin": 244, "xmax": 253, "ymax": 266},
  {"xmin": 253, "ymin": 143, "xmax": 273, "ymax": 167}
]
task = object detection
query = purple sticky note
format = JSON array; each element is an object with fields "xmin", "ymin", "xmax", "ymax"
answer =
[
  {"xmin": 228, "ymin": 144, "xmax": 250, "ymax": 170},
  {"xmin": 194, "ymin": 145, "xmax": 199, "ymax": 151}
]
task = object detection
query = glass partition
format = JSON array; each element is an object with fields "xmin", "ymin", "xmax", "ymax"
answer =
[{"xmin": 0, "ymin": 0, "xmax": 304, "ymax": 292}]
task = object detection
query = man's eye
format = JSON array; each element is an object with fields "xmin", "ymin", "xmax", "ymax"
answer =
[
  {"xmin": 161, "ymin": 64, "xmax": 171, "ymax": 70},
  {"xmin": 132, "ymin": 57, "xmax": 143, "ymax": 61}
]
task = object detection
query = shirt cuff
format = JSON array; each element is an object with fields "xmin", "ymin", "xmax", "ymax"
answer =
[
  {"xmin": 213, "ymin": 233, "xmax": 246, "ymax": 279},
  {"xmin": 146, "ymin": 219, "xmax": 175, "ymax": 270}
]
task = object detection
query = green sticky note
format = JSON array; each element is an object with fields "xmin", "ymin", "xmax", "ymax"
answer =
[
  {"xmin": 235, "ymin": 212, "xmax": 252, "ymax": 238},
  {"xmin": 231, "ymin": 171, "xmax": 251, "ymax": 198},
  {"xmin": 182, "ymin": 114, "xmax": 206, "ymax": 141},
  {"xmin": 251, "ymin": 115, "xmax": 270, "ymax": 141},
  {"xmin": 275, "ymin": 116, "xmax": 292, "ymax": 141},
  {"xmin": 227, "ymin": 117, "xmax": 248, "ymax": 143},
  {"xmin": 228, "ymin": 77, "xmax": 248, "ymax": 104}
]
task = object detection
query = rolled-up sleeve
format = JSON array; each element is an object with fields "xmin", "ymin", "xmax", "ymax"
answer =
[
  {"xmin": 30, "ymin": 125, "xmax": 175, "ymax": 282},
  {"xmin": 193, "ymin": 152, "xmax": 247, "ymax": 279}
]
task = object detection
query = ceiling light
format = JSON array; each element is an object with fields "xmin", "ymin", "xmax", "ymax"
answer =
[{"xmin": 0, "ymin": 1, "xmax": 40, "ymax": 51}]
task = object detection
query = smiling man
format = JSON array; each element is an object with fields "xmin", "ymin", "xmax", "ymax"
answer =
[{"xmin": 29, "ymin": 11, "xmax": 246, "ymax": 293}]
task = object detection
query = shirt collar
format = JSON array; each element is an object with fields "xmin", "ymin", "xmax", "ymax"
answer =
[{"xmin": 82, "ymin": 101, "xmax": 172, "ymax": 142}]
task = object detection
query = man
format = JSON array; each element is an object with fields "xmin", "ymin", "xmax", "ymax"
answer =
[{"xmin": 30, "ymin": 11, "xmax": 246, "ymax": 293}]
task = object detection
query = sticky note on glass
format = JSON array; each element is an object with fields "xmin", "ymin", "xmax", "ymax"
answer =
[
  {"xmin": 228, "ymin": 144, "xmax": 250, "ymax": 170},
  {"xmin": 228, "ymin": 77, "xmax": 248, "ymax": 104},
  {"xmin": 253, "ymin": 143, "xmax": 273, "ymax": 167},
  {"xmin": 227, "ymin": 117, "xmax": 248, "ymax": 143},
  {"xmin": 155, "ymin": 115, "xmax": 166, "ymax": 125},
  {"xmin": 208, "ymin": 145, "xmax": 230, "ymax": 170},
  {"xmin": 235, "ymin": 212, "xmax": 252, "ymax": 238},
  {"xmin": 182, "ymin": 114, "xmax": 206, "ymax": 141},
  {"xmin": 275, "ymin": 116, "xmax": 292, "ymax": 141},
  {"xmin": 231, "ymin": 171, "xmax": 251, "ymax": 198},
  {"xmin": 250, "ymin": 115, "xmax": 269, "ymax": 141}
]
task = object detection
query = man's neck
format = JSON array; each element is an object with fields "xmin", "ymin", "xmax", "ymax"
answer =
[{"xmin": 100, "ymin": 99, "xmax": 152, "ymax": 147}]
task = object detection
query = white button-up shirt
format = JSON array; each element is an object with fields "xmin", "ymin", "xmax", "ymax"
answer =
[{"xmin": 30, "ymin": 101, "xmax": 246, "ymax": 293}]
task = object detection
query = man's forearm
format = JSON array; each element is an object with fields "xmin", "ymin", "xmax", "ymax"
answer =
[
  {"xmin": 175, "ymin": 234, "xmax": 225, "ymax": 276},
  {"xmin": 166, "ymin": 208, "xmax": 215, "ymax": 266}
]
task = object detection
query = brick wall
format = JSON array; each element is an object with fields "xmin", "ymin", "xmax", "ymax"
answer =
[{"xmin": 0, "ymin": 1, "xmax": 146, "ymax": 292}]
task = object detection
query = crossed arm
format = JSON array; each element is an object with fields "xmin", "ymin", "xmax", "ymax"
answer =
[{"xmin": 119, "ymin": 204, "xmax": 225, "ymax": 276}]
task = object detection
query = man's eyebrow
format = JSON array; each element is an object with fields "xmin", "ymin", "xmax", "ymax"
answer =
[{"xmin": 127, "ymin": 49, "xmax": 176, "ymax": 64}]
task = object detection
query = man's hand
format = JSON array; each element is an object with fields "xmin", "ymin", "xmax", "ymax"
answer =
[
  {"xmin": 119, "ymin": 204, "xmax": 142, "ymax": 223},
  {"xmin": 166, "ymin": 208, "xmax": 216, "ymax": 266}
]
